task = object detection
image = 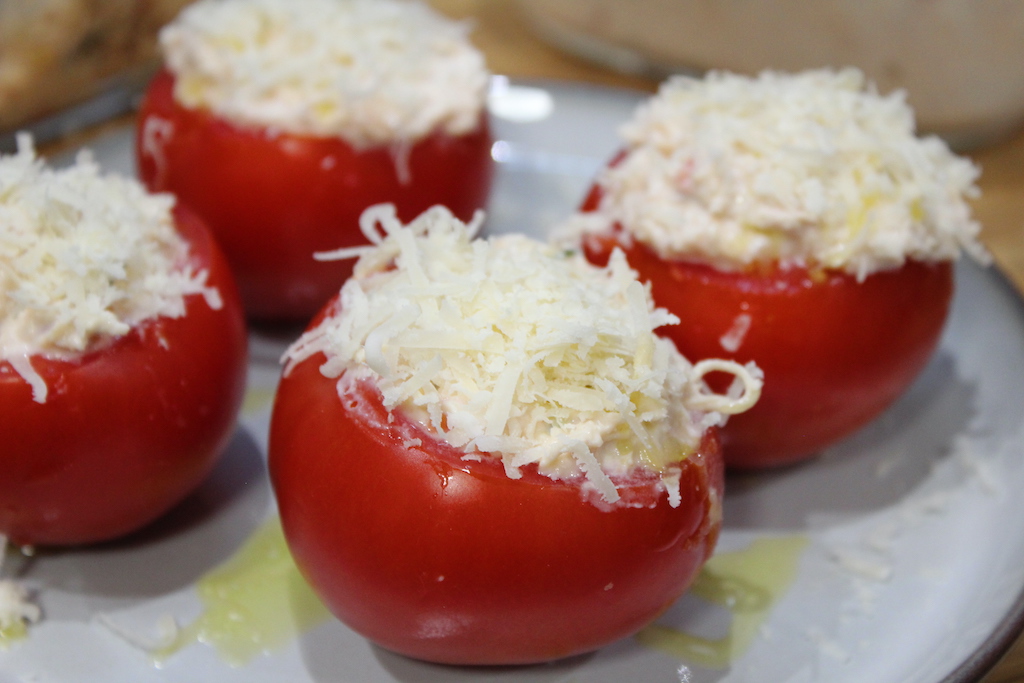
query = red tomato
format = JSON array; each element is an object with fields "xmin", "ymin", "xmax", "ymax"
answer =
[
  {"xmin": 582, "ymin": 229, "xmax": 953, "ymax": 468},
  {"xmin": 0, "ymin": 206, "xmax": 248, "ymax": 546},
  {"xmin": 135, "ymin": 69, "xmax": 495, "ymax": 322},
  {"xmin": 269, "ymin": 316, "xmax": 724, "ymax": 665}
]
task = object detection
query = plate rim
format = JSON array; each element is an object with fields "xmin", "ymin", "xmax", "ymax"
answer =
[{"xmin": 938, "ymin": 262, "xmax": 1024, "ymax": 683}]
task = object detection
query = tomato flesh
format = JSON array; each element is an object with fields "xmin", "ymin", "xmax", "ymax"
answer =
[
  {"xmin": 269, "ymin": 341, "xmax": 723, "ymax": 665},
  {"xmin": 583, "ymin": 231, "xmax": 953, "ymax": 468},
  {"xmin": 0, "ymin": 206, "xmax": 248, "ymax": 546},
  {"xmin": 136, "ymin": 69, "xmax": 495, "ymax": 322}
]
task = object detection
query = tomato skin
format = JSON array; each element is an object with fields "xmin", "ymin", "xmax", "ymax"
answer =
[
  {"xmin": 269, "ymin": 332, "xmax": 723, "ymax": 665},
  {"xmin": 0, "ymin": 206, "xmax": 248, "ymax": 546},
  {"xmin": 583, "ymin": 231, "xmax": 953, "ymax": 468},
  {"xmin": 135, "ymin": 69, "xmax": 495, "ymax": 322}
]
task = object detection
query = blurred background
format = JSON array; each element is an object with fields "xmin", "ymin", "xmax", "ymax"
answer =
[
  {"xmin": 0, "ymin": 0, "xmax": 193, "ymax": 138},
  {"xmin": 4, "ymin": 0, "xmax": 1020, "ymax": 290},
  {"xmin": 515, "ymin": 0, "xmax": 1024, "ymax": 151},
  {"xmin": 7, "ymin": 0, "xmax": 1024, "ymax": 148}
]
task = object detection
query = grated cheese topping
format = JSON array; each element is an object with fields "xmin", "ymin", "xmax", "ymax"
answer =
[
  {"xmin": 561, "ymin": 69, "xmax": 988, "ymax": 280},
  {"xmin": 160, "ymin": 0, "xmax": 489, "ymax": 146},
  {"xmin": 285, "ymin": 204, "xmax": 761, "ymax": 506},
  {"xmin": 0, "ymin": 134, "xmax": 221, "ymax": 403}
]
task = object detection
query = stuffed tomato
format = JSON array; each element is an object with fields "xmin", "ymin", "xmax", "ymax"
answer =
[
  {"xmin": 269, "ymin": 205, "xmax": 761, "ymax": 664},
  {"xmin": 136, "ymin": 0, "xmax": 494, "ymax": 321},
  {"xmin": 0, "ymin": 137, "xmax": 247, "ymax": 546},
  {"xmin": 568, "ymin": 68, "xmax": 988, "ymax": 468}
]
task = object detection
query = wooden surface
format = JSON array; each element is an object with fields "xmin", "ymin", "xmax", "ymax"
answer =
[{"xmin": 426, "ymin": 0, "xmax": 1024, "ymax": 681}]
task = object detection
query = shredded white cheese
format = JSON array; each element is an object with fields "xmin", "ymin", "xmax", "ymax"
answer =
[
  {"xmin": 160, "ymin": 0, "xmax": 489, "ymax": 146},
  {"xmin": 719, "ymin": 313, "xmax": 752, "ymax": 353},
  {"xmin": 560, "ymin": 68, "xmax": 989, "ymax": 280},
  {"xmin": 286, "ymin": 204, "xmax": 761, "ymax": 505},
  {"xmin": 827, "ymin": 546, "xmax": 893, "ymax": 583},
  {"xmin": 0, "ymin": 134, "xmax": 221, "ymax": 403}
]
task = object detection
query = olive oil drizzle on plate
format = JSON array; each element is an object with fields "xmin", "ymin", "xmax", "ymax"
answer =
[
  {"xmin": 636, "ymin": 535, "xmax": 809, "ymax": 668},
  {"xmin": 154, "ymin": 518, "xmax": 330, "ymax": 667}
]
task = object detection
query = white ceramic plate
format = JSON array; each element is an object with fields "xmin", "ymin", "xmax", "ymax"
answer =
[{"xmin": 3, "ymin": 81, "xmax": 1024, "ymax": 683}]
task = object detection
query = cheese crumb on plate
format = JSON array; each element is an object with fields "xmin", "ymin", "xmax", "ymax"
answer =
[{"xmin": 0, "ymin": 535, "xmax": 40, "ymax": 639}]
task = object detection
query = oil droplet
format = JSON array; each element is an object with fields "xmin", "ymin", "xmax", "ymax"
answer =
[
  {"xmin": 155, "ymin": 517, "xmax": 331, "ymax": 666},
  {"xmin": 0, "ymin": 621, "xmax": 29, "ymax": 648},
  {"xmin": 0, "ymin": 539, "xmax": 38, "ymax": 649},
  {"xmin": 241, "ymin": 386, "xmax": 277, "ymax": 417},
  {"xmin": 635, "ymin": 535, "xmax": 808, "ymax": 668}
]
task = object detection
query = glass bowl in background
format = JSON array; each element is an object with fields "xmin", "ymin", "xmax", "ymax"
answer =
[{"xmin": 516, "ymin": 0, "xmax": 1024, "ymax": 150}]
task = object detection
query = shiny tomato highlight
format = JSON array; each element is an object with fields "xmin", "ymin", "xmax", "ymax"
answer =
[
  {"xmin": 0, "ymin": 206, "xmax": 248, "ymax": 546},
  {"xmin": 269, "ymin": 322, "xmax": 724, "ymax": 665},
  {"xmin": 582, "ymin": 229, "xmax": 953, "ymax": 468},
  {"xmin": 135, "ymin": 69, "xmax": 495, "ymax": 321}
]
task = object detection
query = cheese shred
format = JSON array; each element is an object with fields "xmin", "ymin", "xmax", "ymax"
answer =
[{"xmin": 285, "ymin": 205, "xmax": 761, "ymax": 506}]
